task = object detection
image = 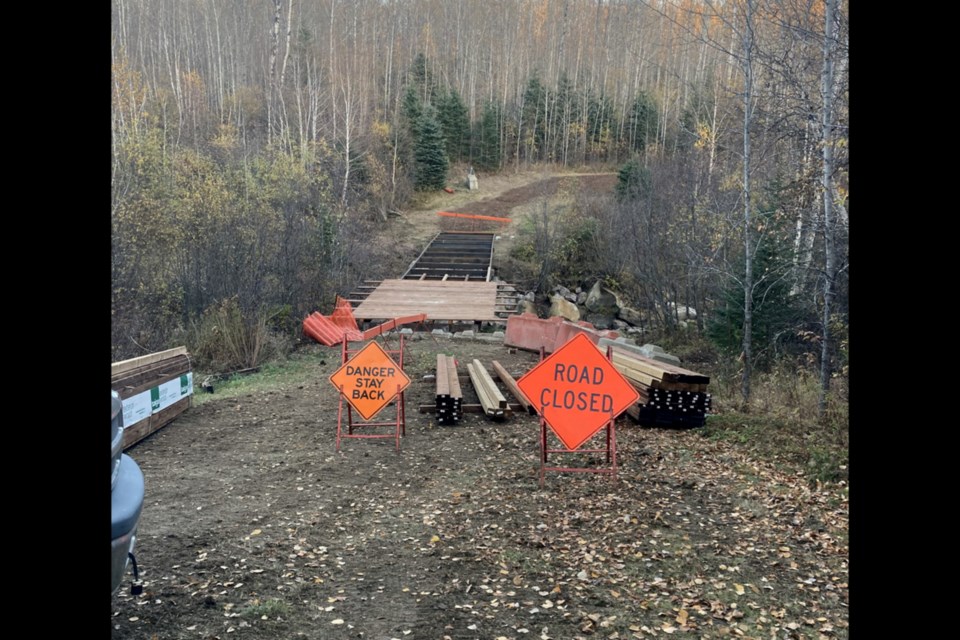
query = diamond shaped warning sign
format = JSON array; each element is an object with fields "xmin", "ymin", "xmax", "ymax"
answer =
[
  {"xmin": 329, "ymin": 341, "xmax": 411, "ymax": 420},
  {"xmin": 517, "ymin": 333, "xmax": 639, "ymax": 451}
]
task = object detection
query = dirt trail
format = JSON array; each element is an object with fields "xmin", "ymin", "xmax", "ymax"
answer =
[
  {"xmin": 393, "ymin": 171, "xmax": 617, "ymax": 274},
  {"xmin": 111, "ymin": 338, "xmax": 848, "ymax": 640}
]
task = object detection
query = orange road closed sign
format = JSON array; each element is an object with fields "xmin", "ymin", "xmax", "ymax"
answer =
[
  {"xmin": 329, "ymin": 341, "xmax": 411, "ymax": 420},
  {"xmin": 517, "ymin": 333, "xmax": 639, "ymax": 451}
]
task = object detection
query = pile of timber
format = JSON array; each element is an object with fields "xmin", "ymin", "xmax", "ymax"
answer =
[
  {"xmin": 112, "ymin": 347, "xmax": 194, "ymax": 448},
  {"xmin": 435, "ymin": 354, "xmax": 463, "ymax": 425},
  {"xmin": 604, "ymin": 346, "xmax": 712, "ymax": 429},
  {"xmin": 466, "ymin": 359, "xmax": 507, "ymax": 420}
]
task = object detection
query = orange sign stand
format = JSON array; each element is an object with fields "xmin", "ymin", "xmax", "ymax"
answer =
[
  {"xmin": 517, "ymin": 333, "xmax": 640, "ymax": 486},
  {"xmin": 329, "ymin": 336, "xmax": 411, "ymax": 452}
]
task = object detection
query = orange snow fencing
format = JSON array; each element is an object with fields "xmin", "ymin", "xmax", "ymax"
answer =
[{"xmin": 303, "ymin": 297, "xmax": 427, "ymax": 346}]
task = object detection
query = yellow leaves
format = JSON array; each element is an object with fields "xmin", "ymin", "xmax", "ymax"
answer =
[
  {"xmin": 371, "ymin": 120, "xmax": 392, "ymax": 139},
  {"xmin": 250, "ymin": 529, "xmax": 262, "ymax": 537},
  {"xmin": 211, "ymin": 124, "xmax": 239, "ymax": 152},
  {"xmin": 694, "ymin": 122, "xmax": 713, "ymax": 149},
  {"xmin": 734, "ymin": 583, "xmax": 745, "ymax": 595},
  {"xmin": 429, "ymin": 535, "xmax": 441, "ymax": 544},
  {"xmin": 676, "ymin": 608, "xmax": 689, "ymax": 626}
]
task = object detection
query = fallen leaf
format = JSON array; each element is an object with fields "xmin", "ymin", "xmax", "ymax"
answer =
[
  {"xmin": 514, "ymin": 575, "xmax": 523, "ymax": 586},
  {"xmin": 430, "ymin": 535, "xmax": 441, "ymax": 544},
  {"xmin": 332, "ymin": 619, "xmax": 345, "ymax": 625},
  {"xmin": 662, "ymin": 623, "xmax": 676, "ymax": 634},
  {"xmin": 468, "ymin": 624, "xmax": 478, "ymax": 630},
  {"xmin": 734, "ymin": 583, "xmax": 745, "ymax": 595},
  {"xmin": 676, "ymin": 609, "xmax": 689, "ymax": 626},
  {"xmin": 250, "ymin": 529, "xmax": 262, "ymax": 536},
  {"xmin": 611, "ymin": 590, "xmax": 621, "ymax": 599}
]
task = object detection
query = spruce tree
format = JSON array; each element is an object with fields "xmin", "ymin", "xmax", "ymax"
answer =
[
  {"xmin": 476, "ymin": 102, "xmax": 501, "ymax": 171},
  {"xmin": 402, "ymin": 84, "xmax": 423, "ymax": 139},
  {"xmin": 413, "ymin": 104, "xmax": 449, "ymax": 191},
  {"xmin": 707, "ymin": 187, "xmax": 802, "ymax": 368},
  {"xmin": 438, "ymin": 88, "xmax": 470, "ymax": 163},
  {"xmin": 628, "ymin": 91, "xmax": 658, "ymax": 153},
  {"xmin": 615, "ymin": 158, "xmax": 651, "ymax": 201}
]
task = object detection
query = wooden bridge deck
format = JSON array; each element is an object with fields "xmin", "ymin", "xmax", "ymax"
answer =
[{"xmin": 352, "ymin": 280, "xmax": 506, "ymax": 322}]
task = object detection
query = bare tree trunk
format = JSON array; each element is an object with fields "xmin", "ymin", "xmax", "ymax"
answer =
[
  {"xmin": 267, "ymin": 0, "xmax": 282, "ymax": 145},
  {"xmin": 740, "ymin": 0, "xmax": 755, "ymax": 404},
  {"xmin": 818, "ymin": 0, "xmax": 838, "ymax": 416},
  {"xmin": 280, "ymin": 0, "xmax": 293, "ymax": 88},
  {"xmin": 340, "ymin": 79, "xmax": 353, "ymax": 207}
]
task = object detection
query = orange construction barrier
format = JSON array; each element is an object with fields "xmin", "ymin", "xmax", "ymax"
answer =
[{"xmin": 303, "ymin": 297, "xmax": 427, "ymax": 346}]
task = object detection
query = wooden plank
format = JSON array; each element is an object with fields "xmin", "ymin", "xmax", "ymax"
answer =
[
  {"xmin": 111, "ymin": 354, "xmax": 191, "ymax": 385},
  {"xmin": 466, "ymin": 362, "xmax": 506, "ymax": 419},
  {"xmin": 354, "ymin": 279, "xmax": 505, "ymax": 322},
  {"xmin": 608, "ymin": 351, "xmax": 667, "ymax": 382},
  {"xmin": 122, "ymin": 395, "xmax": 191, "ymax": 449},
  {"xmin": 447, "ymin": 356, "xmax": 463, "ymax": 400},
  {"xmin": 491, "ymin": 360, "xmax": 535, "ymax": 414},
  {"xmin": 601, "ymin": 344, "xmax": 710, "ymax": 384},
  {"xmin": 112, "ymin": 346, "xmax": 189, "ymax": 377},
  {"xmin": 472, "ymin": 359, "xmax": 507, "ymax": 408},
  {"xmin": 436, "ymin": 354, "xmax": 450, "ymax": 397}
]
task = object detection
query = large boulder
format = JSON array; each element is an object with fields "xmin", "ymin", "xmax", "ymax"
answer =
[
  {"xmin": 554, "ymin": 285, "xmax": 577, "ymax": 303},
  {"xmin": 519, "ymin": 300, "xmax": 538, "ymax": 315},
  {"xmin": 549, "ymin": 294, "xmax": 581, "ymax": 321},
  {"xmin": 617, "ymin": 305, "xmax": 644, "ymax": 327},
  {"xmin": 585, "ymin": 281, "xmax": 619, "ymax": 315},
  {"xmin": 666, "ymin": 302, "xmax": 698, "ymax": 322}
]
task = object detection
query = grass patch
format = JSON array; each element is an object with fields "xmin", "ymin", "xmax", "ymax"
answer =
[
  {"xmin": 193, "ymin": 348, "xmax": 330, "ymax": 406},
  {"xmin": 700, "ymin": 413, "xmax": 847, "ymax": 486},
  {"xmin": 240, "ymin": 598, "xmax": 289, "ymax": 620}
]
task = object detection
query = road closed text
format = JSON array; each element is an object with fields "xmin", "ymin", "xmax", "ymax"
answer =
[{"xmin": 539, "ymin": 363, "xmax": 614, "ymax": 413}]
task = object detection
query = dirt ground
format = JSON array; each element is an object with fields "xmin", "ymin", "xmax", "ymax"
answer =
[
  {"xmin": 111, "ymin": 337, "xmax": 848, "ymax": 640},
  {"xmin": 112, "ymin": 173, "xmax": 847, "ymax": 639}
]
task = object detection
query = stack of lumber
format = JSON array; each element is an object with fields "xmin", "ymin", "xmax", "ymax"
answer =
[
  {"xmin": 466, "ymin": 359, "xmax": 507, "ymax": 420},
  {"xmin": 112, "ymin": 347, "xmax": 194, "ymax": 448},
  {"xmin": 603, "ymin": 346, "xmax": 712, "ymax": 429},
  {"xmin": 435, "ymin": 354, "xmax": 463, "ymax": 425}
]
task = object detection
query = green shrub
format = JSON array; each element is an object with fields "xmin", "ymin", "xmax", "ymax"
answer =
[{"xmin": 187, "ymin": 297, "xmax": 290, "ymax": 373}]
